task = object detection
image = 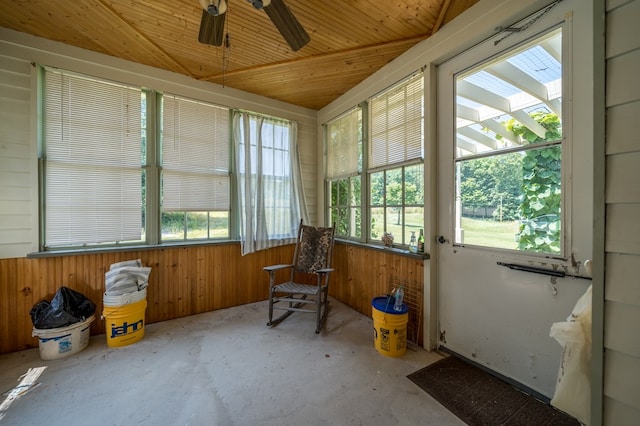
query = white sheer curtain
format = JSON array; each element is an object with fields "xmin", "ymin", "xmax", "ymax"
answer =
[{"xmin": 233, "ymin": 111, "xmax": 308, "ymax": 255}]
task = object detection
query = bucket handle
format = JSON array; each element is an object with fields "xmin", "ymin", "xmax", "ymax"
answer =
[
  {"xmin": 102, "ymin": 297, "xmax": 146, "ymax": 320},
  {"xmin": 101, "ymin": 304, "xmax": 133, "ymax": 320},
  {"xmin": 381, "ymin": 296, "xmax": 393, "ymax": 323}
]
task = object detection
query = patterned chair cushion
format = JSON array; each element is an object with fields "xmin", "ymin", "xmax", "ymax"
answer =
[{"xmin": 295, "ymin": 225, "xmax": 333, "ymax": 273}]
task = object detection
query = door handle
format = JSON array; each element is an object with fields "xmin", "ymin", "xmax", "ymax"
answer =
[{"xmin": 437, "ymin": 235, "xmax": 448, "ymax": 244}]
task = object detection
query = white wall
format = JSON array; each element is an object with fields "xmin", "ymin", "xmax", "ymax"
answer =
[
  {"xmin": 604, "ymin": 0, "xmax": 640, "ymax": 423},
  {"xmin": 0, "ymin": 28, "xmax": 318, "ymax": 259},
  {"xmin": 0, "ymin": 46, "xmax": 34, "ymax": 258}
]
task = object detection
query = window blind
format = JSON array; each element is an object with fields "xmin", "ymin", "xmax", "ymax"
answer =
[
  {"xmin": 44, "ymin": 69, "xmax": 142, "ymax": 247},
  {"xmin": 369, "ymin": 72, "xmax": 424, "ymax": 169},
  {"xmin": 161, "ymin": 95, "xmax": 229, "ymax": 211},
  {"xmin": 326, "ymin": 107, "xmax": 361, "ymax": 178}
]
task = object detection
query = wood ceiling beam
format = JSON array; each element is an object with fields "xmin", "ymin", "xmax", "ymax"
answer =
[
  {"xmin": 94, "ymin": 0, "xmax": 194, "ymax": 78},
  {"xmin": 432, "ymin": 0, "xmax": 452, "ymax": 35},
  {"xmin": 201, "ymin": 33, "xmax": 429, "ymax": 81}
]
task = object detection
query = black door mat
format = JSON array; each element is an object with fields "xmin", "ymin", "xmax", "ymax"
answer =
[{"xmin": 407, "ymin": 356, "xmax": 580, "ymax": 426}]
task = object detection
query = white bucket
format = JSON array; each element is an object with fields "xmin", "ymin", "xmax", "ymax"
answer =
[
  {"xmin": 103, "ymin": 288, "xmax": 147, "ymax": 307},
  {"xmin": 32, "ymin": 314, "xmax": 95, "ymax": 361}
]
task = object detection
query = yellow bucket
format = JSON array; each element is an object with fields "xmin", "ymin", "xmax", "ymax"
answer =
[
  {"xmin": 372, "ymin": 296, "xmax": 408, "ymax": 357},
  {"xmin": 102, "ymin": 289, "xmax": 147, "ymax": 348}
]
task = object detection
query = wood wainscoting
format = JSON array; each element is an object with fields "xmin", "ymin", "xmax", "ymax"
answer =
[
  {"xmin": 0, "ymin": 241, "xmax": 424, "ymax": 354},
  {"xmin": 0, "ymin": 243, "xmax": 294, "ymax": 354},
  {"xmin": 331, "ymin": 242, "xmax": 425, "ymax": 346}
]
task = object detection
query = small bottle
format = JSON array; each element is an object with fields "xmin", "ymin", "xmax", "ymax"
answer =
[
  {"xmin": 417, "ymin": 229, "xmax": 425, "ymax": 253},
  {"xmin": 409, "ymin": 231, "xmax": 417, "ymax": 253},
  {"xmin": 393, "ymin": 286, "xmax": 404, "ymax": 311}
]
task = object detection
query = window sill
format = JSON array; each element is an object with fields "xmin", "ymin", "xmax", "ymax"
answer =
[
  {"xmin": 26, "ymin": 240, "xmax": 240, "ymax": 259},
  {"xmin": 336, "ymin": 239, "xmax": 429, "ymax": 260}
]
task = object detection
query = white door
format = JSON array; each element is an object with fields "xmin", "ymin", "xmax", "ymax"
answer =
[{"xmin": 435, "ymin": 1, "xmax": 593, "ymax": 398}]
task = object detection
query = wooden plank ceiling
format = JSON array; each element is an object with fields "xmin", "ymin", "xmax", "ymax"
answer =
[{"xmin": 0, "ymin": 0, "xmax": 478, "ymax": 110}]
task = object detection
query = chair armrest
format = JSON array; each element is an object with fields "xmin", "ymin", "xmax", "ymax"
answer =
[
  {"xmin": 264, "ymin": 264, "xmax": 294, "ymax": 272},
  {"xmin": 315, "ymin": 268, "xmax": 334, "ymax": 274}
]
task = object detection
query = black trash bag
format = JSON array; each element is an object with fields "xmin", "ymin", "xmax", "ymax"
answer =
[{"xmin": 30, "ymin": 286, "xmax": 96, "ymax": 329}]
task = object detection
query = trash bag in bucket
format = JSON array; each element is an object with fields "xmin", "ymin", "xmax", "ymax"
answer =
[{"xmin": 30, "ymin": 286, "xmax": 96, "ymax": 329}]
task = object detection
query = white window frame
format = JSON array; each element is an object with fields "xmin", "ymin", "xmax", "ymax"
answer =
[
  {"xmin": 160, "ymin": 93, "xmax": 231, "ymax": 242},
  {"xmin": 38, "ymin": 66, "xmax": 309, "ymax": 252},
  {"xmin": 441, "ymin": 15, "xmax": 573, "ymax": 261},
  {"xmin": 40, "ymin": 67, "xmax": 144, "ymax": 249},
  {"xmin": 326, "ymin": 106, "xmax": 362, "ymax": 240},
  {"xmin": 324, "ymin": 71, "xmax": 425, "ymax": 248},
  {"xmin": 367, "ymin": 71, "xmax": 425, "ymax": 247}
]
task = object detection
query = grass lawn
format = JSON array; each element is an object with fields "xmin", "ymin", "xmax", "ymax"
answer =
[
  {"xmin": 370, "ymin": 212, "xmax": 517, "ymax": 250},
  {"xmin": 460, "ymin": 217, "xmax": 519, "ymax": 250}
]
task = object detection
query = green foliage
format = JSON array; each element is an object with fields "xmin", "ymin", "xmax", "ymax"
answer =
[
  {"xmin": 161, "ymin": 212, "xmax": 228, "ymax": 238},
  {"xmin": 507, "ymin": 112, "xmax": 562, "ymax": 254},
  {"xmin": 459, "ymin": 112, "xmax": 562, "ymax": 254},
  {"xmin": 330, "ymin": 176, "xmax": 362, "ymax": 238},
  {"xmin": 368, "ymin": 166, "xmax": 423, "ymax": 239},
  {"xmin": 459, "ymin": 154, "xmax": 522, "ymax": 221}
]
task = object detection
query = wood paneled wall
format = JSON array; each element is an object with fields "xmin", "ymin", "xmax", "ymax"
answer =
[
  {"xmin": 0, "ymin": 244, "xmax": 294, "ymax": 354},
  {"xmin": 0, "ymin": 241, "xmax": 424, "ymax": 354},
  {"xmin": 330, "ymin": 242, "xmax": 425, "ymax": 345},
  {"xmin": 331, "ymin": 243, "xmax": 424, "ymax": 313}
]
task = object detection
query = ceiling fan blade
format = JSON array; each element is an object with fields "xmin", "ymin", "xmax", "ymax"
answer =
[
  {"xmin": 262, "ymin": 0, "xmax": 310, "ymax": 51},
  {"xmin": 198, "ymin": 10, "xmax": 226, "ymax": 46}
]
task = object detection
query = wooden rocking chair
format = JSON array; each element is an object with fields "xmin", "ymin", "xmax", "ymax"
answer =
[{"xmin": 264, "ymin": 220, "xmax": 335, "ymax": 333}]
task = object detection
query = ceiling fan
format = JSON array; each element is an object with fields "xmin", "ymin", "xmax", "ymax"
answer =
[{"xmin": 198, "ymin": 0, "xmax": 310, "ymax": 52}]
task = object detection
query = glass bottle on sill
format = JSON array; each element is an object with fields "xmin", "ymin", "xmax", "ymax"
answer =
[
  {"xmin": 409, "ymin": 231, "xmax": 417, "ymax": 253},
  {"xmin": 417, "ymin": 229, "xmax": 425, "ymax": 253}
]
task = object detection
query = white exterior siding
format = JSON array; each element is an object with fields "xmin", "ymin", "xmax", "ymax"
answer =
[
  {"xmin": 604, "ymin": 0, "xmax": 640, "ymax": 423},
  {"xmin": 0, "ymin": 54, "xmax": 34, "ymax": 258}
]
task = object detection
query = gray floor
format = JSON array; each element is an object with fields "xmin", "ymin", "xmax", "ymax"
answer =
[{"xmin": 1, "ymin": 298, "xmax": 463, "ymax": 426}]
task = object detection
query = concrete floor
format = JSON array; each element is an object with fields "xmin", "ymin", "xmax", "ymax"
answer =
[{"xmin": 0, "ymin": 298, "xmax": 463, "ymax": 426}]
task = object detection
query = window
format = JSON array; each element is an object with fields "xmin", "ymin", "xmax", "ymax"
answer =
[
  {"xmin": 454, "ymin": 28, "xmax": 563, "ymax": 255},
  {"xmin": 326, "ymin": 107, "xmax": 362, "ymax": 239},
  {"xmin": 370, "ymin": 163, "xmax": 424, "ymax": 245},
  {"xmin": 161, "ymin": 95, "xmax": 230, "ymax": 241},
  {"xmin": 325, "ymin": 72, "xmax": 425, "ymax": 248},
  {"xmin": 40, "ymin": 69, "xmax": 307, "ymax": 253},
  {"xmin": 368, "ymin": 72, "xmax": 424, "ymax": 246},
  {"xmin": 42, "ymin": 68, "xmax": 144, "ymax": 248},
  {"xmin": 234, "ymin": 111, "xmax": 307, "ymax": 255}
]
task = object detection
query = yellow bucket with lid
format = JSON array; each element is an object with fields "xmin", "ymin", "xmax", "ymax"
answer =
[{"xmin": 371, "ymin": 296, "xmax": 408, "ymax": 357}]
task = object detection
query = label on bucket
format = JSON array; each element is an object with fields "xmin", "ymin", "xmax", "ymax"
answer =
[
  {"xmin": 393, "ymin": 327, "xmax": 406, "ymax": 351},
  {"xmin": 380, "ymin": 327, "xmax": 391, "ymax": 351},
  {"xmin": 103, "ymin": 299, "xmax": 147, "ymax": 347},
  {"xmin": 377, "ymin": 326, "xmax": 406, "ymax": 352},
  {"xmin": 38, "ymin": 334, "xmax": 73, "ymax": 354},
  {"xmin": 58, "ymin": 337, "xmax": 72, "ymax": 353},
  {"xmin": 110, "ymin": 319, "xmax": 144, "ymax": 339}
]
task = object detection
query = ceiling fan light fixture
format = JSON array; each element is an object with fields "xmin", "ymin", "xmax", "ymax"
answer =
[
  {"xmin": 197, "ymin": 0, "xmax": 308, "ymax": 52},
  {"xmin": 198, "ymin": 0, "xmax": 227, "ymax": 46},
  {"xmin": 248, "ymin": 0, "xmax": 270, "ymax": 9},
  {"xmin": 199, "ymin": 0, "xmax": 227, "ymax": 16}
]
